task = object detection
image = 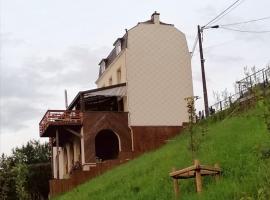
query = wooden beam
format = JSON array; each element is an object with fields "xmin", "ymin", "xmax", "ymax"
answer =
[
  {"xmin": 169, "ymin": 165, "xmax": 196, "ymax": 177},
  {"xmin": 50, "ymin": 138, "xmax": 54, "ymax": 179},
  {"xmin": 177, "ymin": 170, "xmax": 218, "ymax": 179},
  {"xmin": 80, "ymin": 93, "xmax": 85, "ymax": 112},
  {"xmin": 200, "ymin": 165, "xmax": 221, "ymax": 172},
  {"xmin": 176, "ymin": 170, "xmax": 195, "ymax": 179},
  {"xmin": 64, "ymin": 128, "xmax": 82, "ymax": 138},
  {"xmin": 56, "ymin": 129, "xmax": 59, "ymax": 179}
]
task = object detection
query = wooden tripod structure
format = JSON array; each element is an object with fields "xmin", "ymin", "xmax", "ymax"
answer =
[{"xmin": 169, "ymin": 160, "xmax": 221, "ymax": 198}]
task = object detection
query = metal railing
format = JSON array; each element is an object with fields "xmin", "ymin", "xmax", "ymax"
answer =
[
  {"xmin": 39, "ymin": 110, "xmax": 81, "ymax": 135},
  {"xmin": 198, "ymin": 67, "xmax": 270, "ymax": 118}
]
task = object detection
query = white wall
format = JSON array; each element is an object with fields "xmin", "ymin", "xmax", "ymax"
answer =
[{"xmin": 126, "ymin": 23, "xmax": 193, "ymax": 126}]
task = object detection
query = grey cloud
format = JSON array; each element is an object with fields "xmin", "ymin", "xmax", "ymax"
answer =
[
  {"xmin": 196, "ymin": 5, "xmax": 217, "ymax": 22},
  {"xmin": 0, "ymin": 33, "xmax": 26, "ymax": 47},
  {"xmin": 0, "ymin": 45, "xmax": 109, "ymax": 135},
  {"xmin": 208, "ymin": 53, "xmax": 244, "ymax": 63},
  {"xmin": 0, "ymin": 98, "xmax": 40, "ymax": 133}
]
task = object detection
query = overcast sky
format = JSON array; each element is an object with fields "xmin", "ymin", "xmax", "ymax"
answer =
[{"xmin": 1, "ymin": 0, "xmax": 270, "ymax": 155}]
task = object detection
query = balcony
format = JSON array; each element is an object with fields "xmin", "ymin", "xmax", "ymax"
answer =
[{"xmin": 39, "ymin": 110, "xmax": 82, "ymax": 137}]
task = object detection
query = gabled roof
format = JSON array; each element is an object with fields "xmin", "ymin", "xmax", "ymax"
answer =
[{"xmin": 138, "ymin": 20, "xmax": 174, "ymax": 26}]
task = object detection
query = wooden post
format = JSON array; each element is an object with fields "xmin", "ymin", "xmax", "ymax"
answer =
[
  {"xmin": 56, "ymin": 129, "xmax": 60, "ymax": 179},
  {"xmin": 265, "ymin": 70, "xmax": 269, "ymax": 84},
  {"xmin": 229, "ymin": 96, "xmax": 232, "ymax": 107},
  {"xmin": 80, "ymin": 93, "xmax": 85, "ymax": 112},
  {"xmin": 262, "ymin": 70, "xmax": 266, "ymax": 88},
  {"xmin": 172, "ymin": 167, "xmax": 179, "ymax": 198},
  {"xmin": 198, "ymin": 25, "xmax": 209, "ymax": 117},
  {"xmin": 194, "ymin": 160, "xmax": 202, "ymax": 193},
  {"xmin": 214, "ymin": 163, "xmax": 220, "ymax": 182},
  {"xmin": 50, "ymin": 138, "xmax": 54, "ymax": 179}
]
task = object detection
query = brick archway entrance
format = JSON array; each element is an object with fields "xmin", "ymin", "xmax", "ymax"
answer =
[{"xmin": 95, "ymin": 129, "xmax": 120, "ymax": 161}]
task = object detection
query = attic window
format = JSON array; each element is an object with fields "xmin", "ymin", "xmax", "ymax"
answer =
[
  {"xmin": 115, "ymin": 40, "xmax": 121, "ymax": 55},
  {"xmin": 100, "ymin": 60, "xmax": 106, "ymax": 74}
]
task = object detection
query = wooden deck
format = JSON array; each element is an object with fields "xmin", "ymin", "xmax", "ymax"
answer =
[{"xmin": 39, "ymin": 110, "xmax": 82, "ymax": 137}]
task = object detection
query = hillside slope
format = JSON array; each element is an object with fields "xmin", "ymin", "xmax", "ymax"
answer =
[{"xmin": 55, "ymin": 102, "xmax": 270, "ymax": 200}]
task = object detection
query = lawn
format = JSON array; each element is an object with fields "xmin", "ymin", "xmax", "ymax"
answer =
[{"xmin": 55, "ymin": 100, "xmax": 270, "ymax": 200}]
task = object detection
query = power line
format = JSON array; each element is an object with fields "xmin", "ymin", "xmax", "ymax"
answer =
[
  {"xmin": 220, "ymin": 27, "xmax": 270, "ymax": 33},
  {"xmin": 203, "ymin": 0, "xmax": 245, "ymax": 28},
  {"xmin": 220, "ymin": 16, "xmax": 270, "ymax": 27},
  {"xmin": 193, "ymin": 0, "xmax": 246, "ymax": 59}
]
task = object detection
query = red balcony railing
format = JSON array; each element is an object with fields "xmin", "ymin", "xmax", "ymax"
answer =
[{"xmin": 39, "ymin": 110, "xmax": 82, "ymax": 136}]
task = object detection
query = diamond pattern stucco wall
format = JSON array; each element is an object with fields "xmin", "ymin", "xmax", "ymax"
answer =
[{"xmin": 126, "ymin": 23, "xmax": 193, "ymax": 126}]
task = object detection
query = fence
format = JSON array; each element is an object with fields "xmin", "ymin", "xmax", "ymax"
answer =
[
  {"xmin": 49, "ymin": 154, "xmax": 134, "ymax": 198},
  {"xmin": 198, "ymin": 67, "xmax": 270, "ymax": 117},
  {"xmin": 39, "ymin": 110, "xmax": 81, "ymax": 136}
]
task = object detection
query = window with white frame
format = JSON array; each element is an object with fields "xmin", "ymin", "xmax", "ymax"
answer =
[
  {"xmin": 115, "ymin": 40, "xmax": 121, "ymax": 55},
  {"xmin": 100, "ymin": 61, "xmax": 106, "ymax": 74}
]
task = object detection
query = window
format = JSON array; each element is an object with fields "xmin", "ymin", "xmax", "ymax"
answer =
[
  {"xmin": 100, "ymin": 61, "xmax": 106, "ymax": 73},
  {"xmin": 109, "ymin": 77, "xmax": 112, "ymax": 86},
  {"xmin": 117, "ymin": 68, "xmax": 121, "ymax": 84},
  {"xmin": 115, "ymin": 40, "xmax": 121, "ymax": 55}
]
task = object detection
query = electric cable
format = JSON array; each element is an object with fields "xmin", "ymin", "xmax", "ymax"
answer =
[
  {"xmin": 219, "ymin": 27, "xmax": 270, "ymax": 33},
  {"xmin": 219, "ymin": 16, "xmax": 270, "ymax": 27},
  {"xmin": 203, "ymin": 0, "xmax": 245, "ymax": 28}
]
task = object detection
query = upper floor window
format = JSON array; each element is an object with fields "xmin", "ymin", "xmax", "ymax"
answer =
[
  {"xmin": 100, "ymin": 60, "xmax": 106, "ymax": 74},
  {"xmin": 115, "ymin": 39, "xmax": 121, "ymax": 55},
  {"xmin": 117, "ymin": 68, "xmax": 121, "ymax": 84},
  {"xmin": 109, "ymin": 77, "xmax": 112, "ymax": 86}
]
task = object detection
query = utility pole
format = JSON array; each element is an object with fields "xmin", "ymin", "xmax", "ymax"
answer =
[{"xmin": 197, "ymin": 25, "xmax": 209, "ymax": 117}]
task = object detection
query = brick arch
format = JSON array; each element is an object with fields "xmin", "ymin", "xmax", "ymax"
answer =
[
  {"xmin": 95, "ymin": 129, "xmax": 120, "ymax": 161},
  {"xmin": 83, "ymin": 112, "xmax": 132, "ymax": 163}
]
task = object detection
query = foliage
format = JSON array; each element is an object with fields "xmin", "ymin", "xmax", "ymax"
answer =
[
  {"xmin": 185, "ymin": 96, "xmax": 199, "ymax": 159},
  {"xmin": 55, "ymin": 99, "xmax": 270, "ymax": 200},
  {"xmin": 0, "ymin": 140, "xmax": 51, "ymax": 200},
  {"xmin": 13, "ymin": 161, "xmax": 30, "ymax": 200}
]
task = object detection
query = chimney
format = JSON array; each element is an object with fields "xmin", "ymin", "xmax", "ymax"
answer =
[{"xmin": 151, "ymin": 11, "xmax": 160, "ymax": 24}]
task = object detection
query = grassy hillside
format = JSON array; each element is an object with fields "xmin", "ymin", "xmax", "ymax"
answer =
[{"xmin": 55, "ymin": 101, "xmax": 270, "ymax": 200}]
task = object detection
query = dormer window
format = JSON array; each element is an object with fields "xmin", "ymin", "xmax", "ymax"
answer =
[
  {"xmin": 99, "ymin": 59, "xmax": 106, "ymax": 74},
  {"xmin": 114, "ymin": 39, "xmax": 122, "ymax": 55}
]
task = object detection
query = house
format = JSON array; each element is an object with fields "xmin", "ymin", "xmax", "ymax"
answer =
[{"xmin": 39, "ymin": 12, "xmax": 193, "ymax": 194}]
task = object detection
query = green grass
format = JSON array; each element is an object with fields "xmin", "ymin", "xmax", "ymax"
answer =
[{"xmin": 55, "ymin": 102, "xmax": 270, "ymax": 200}]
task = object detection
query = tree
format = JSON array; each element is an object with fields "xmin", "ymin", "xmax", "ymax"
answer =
[{"xmin": 0, "ymin": 140, "xmax": 51, "ymax": 200}]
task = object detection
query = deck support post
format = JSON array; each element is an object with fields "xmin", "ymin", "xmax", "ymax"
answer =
[
  {"xmin": 50, "ymin": 138, "xmax": 54, "ymax": 179},
  {"xmin": 56, "ymin": 129, "xmax": 60, "ymax": 179}
]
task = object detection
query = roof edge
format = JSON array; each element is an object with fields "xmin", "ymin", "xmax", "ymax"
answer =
[{"xmin": 67, "ymin": 83, "xmax": 127, "ymax": 110}]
